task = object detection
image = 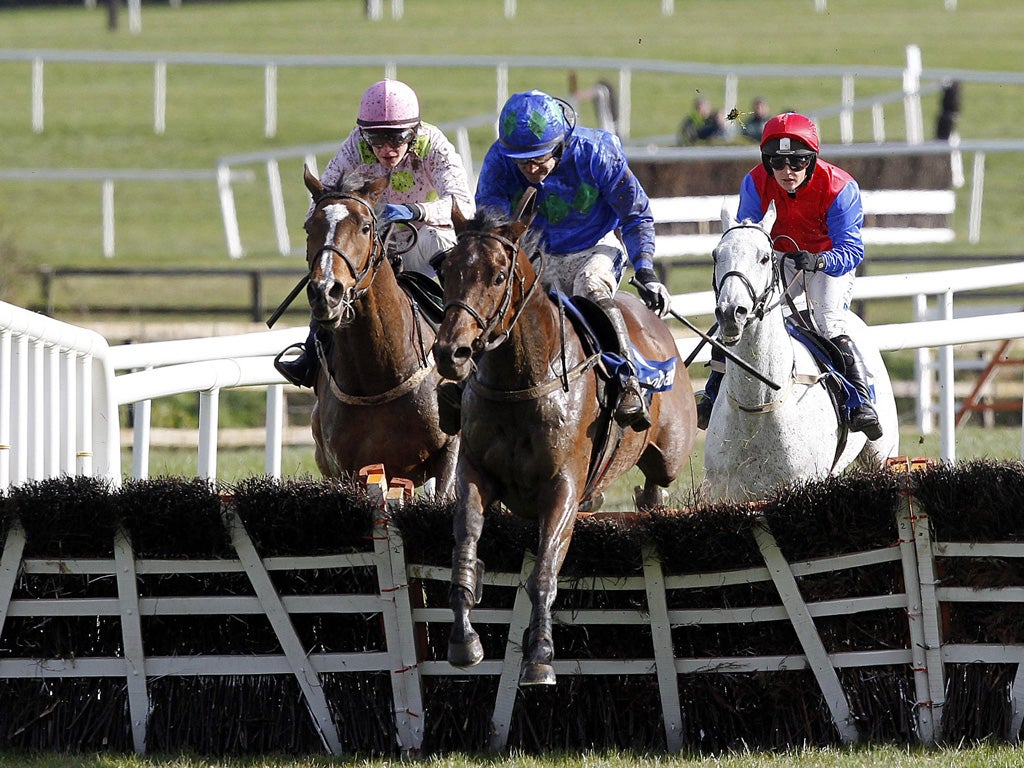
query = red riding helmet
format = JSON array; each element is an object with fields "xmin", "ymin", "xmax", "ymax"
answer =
[{"xmin": 760, "ymin": 112, "xmax": 819, "ymax": 174}]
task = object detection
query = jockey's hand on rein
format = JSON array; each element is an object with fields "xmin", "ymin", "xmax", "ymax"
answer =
[
  {"xmin": 634, "ymin": 267, "xmax": 673, "ymax": 319},
  {"xmin": 383, "ymin": 203, "xmax": 424, "ymax": 223},
  {"xmin": 785, "ymin": 250, "xmax": 825, "ymax": 273}
]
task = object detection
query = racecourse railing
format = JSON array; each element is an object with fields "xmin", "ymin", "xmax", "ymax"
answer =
[{"xmin": 2, "ymin": 260, "xmax": 1024, "ymax": 490}]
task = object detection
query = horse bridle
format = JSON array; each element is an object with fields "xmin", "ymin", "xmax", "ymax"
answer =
[
  {"xmin": 442, "ymin": 229, "xmax": 543, "ymax": 353},
  {"xmin": 711, "ymin": 223, "xmax": 782, "ymax": 322},
  {"xmin": 308, "ymin": 189, "xmax": 386, "ymax": 324}
]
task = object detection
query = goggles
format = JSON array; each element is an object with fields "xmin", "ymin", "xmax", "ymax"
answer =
[
  {"xmin": 768, "ymin": 154, "xmax": 812, "ymax": 171},
  {"xmin": 514, "ymin": 151, "xmax": 557, "ymax": 169},
  {"xmin": 362, "ymin": 127, "xmax": 417, "ymax": 148}
]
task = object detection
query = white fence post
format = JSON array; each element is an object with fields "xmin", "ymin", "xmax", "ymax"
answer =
[
  {"xmin": 154, "ymin": 60, "xmax": 167, "ymax": 135},
  {"xmin": 31, "ymin": 57, "xmax": 44, "ymax": 134}
]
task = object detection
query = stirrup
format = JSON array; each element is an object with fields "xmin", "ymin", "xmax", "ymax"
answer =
[
  {"xmin": 274, "ymin": 343, "xmax": 315, "ymax": 388},
  {"xmin": 849, "ymin": 407, "xmax": 883, "ymax": 441},
  {"xmin": 615, "ymin": 378, "xmax": 651, "ymax": 432}
]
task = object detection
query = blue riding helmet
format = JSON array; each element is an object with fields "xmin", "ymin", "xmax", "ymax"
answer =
[{"xmin": 497, "ymin": 90, "xmax": 572, "ymax": 160}]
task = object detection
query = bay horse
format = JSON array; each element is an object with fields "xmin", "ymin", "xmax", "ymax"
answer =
[
  {"xmin": 703, "ymin": 202, "xmax": 899, "ymax": 502},
  {"xmin": 302, "ymin": 166, "xmax": 458, "ymax": 495},
  {"xmin": 432, "ymin": 191, "xmax": 696, "ymax": 685}
]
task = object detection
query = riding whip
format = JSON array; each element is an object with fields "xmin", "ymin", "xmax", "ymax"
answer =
[
  {"xmin": 628, "ymin": 277, "xmax": 780, "ymax": 391},
  {"xmin": 266, "ymin": 274, "xmax": 309, "ymax": 328}
]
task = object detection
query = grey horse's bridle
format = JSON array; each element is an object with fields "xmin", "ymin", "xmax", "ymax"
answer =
[{"xmin": 711, "ymin": 223, "xmax": 781, "ymax": 322}]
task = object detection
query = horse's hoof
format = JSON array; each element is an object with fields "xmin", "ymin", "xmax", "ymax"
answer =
[
  {"xmin": 519, "ymin": 663, "xmax": 556, "ymax": 686},
  {"xmin": 448, "ymin": 633, "xmax": 484, "ymax": 668}
]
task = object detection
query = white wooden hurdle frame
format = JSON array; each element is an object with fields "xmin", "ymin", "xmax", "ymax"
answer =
[
  {"xmin": 0, "ymin": 461, "xmax": 1021, "ymax": 754},
  {"xmin": 3, "ymin": 261, "xmax": 1024, "ymax": 753}
]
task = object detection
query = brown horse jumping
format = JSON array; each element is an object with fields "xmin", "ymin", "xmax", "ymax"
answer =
[
  {"xmin": 432, "ymin": 193, "xmax": 696, "ymax": 685},
  {"xmin": 302, "ymin": 166, "xmax": 458, "ymax": 494}
]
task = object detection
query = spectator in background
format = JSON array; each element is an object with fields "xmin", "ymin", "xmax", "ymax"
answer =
[
  {"xmin": 676, "ymin": 97, "xmax": 728, "ymax": 145},
  {"xmin": 936, "ymin": 80, "xmax": 962, "ymax": 141},
  {"xmin": 740, "ymin": 97, "xmax": 771, "ymax": 142}
]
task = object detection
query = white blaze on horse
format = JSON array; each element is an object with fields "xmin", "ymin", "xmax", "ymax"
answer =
[
  {"xmin": 301, "ymin": 168, "xmax": 458, "ymax": 495},
  {"xmin": 702, "ymin": 203, "xmax": 899, "ymax": 502}
]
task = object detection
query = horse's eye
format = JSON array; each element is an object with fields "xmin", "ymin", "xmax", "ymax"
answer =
[
  {"xmin": 494, "ymin": 271, "xmax": 507, "ymax": 286},
  {"xmin": 362, "ymin": 222, "xmax": 372, "ymax": 234},
  {"xmin": 711, "ymin": 248, "xmax": 718, "ymax": 262}
]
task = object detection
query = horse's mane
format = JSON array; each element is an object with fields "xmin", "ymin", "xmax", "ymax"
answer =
[{"xmin": 465, "ymin": 206, "xmax": 518, "ymax": 232}]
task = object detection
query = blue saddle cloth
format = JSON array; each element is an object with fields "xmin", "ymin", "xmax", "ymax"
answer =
[
  {"xmin": 552, "ymin": 290, "xmax": 677, "ymax": 393},
  {"xmin": 785, "ymin": 318, "xmax": 874, "ymax": 412}
]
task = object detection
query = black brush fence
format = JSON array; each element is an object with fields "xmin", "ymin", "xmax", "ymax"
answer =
[{"xmin": 0, "ymin": 458, "xmax": 1023, "ymax": 757}]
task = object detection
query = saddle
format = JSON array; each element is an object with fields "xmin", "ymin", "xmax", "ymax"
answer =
[
  {"xmin": 395, "ymin": 270, "xmax": 446, "ymax": 330},
  {"xmin": 553, "ymin": 291, "xmax": 677, "ymax": 510}
]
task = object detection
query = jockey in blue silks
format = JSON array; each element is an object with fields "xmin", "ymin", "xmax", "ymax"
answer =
[{"xmin": 474, "ymin": 89, "xmax": 672, "ymax": 431}]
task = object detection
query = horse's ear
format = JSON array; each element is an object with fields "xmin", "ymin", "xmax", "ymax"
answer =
[
  {"xmin": 451, "ymin": 198, "xmax": 469, "ymax": 234},
  {"xmin": 304, "ymin": 164, "xmax": 324, "ymax": 197},
  {"xmin": 760, "ymin": 200, "xmax": 777, "ymax": 233},
  {"xmin": 721, "ymin": 201, "xmax": 737, "ymax": 231},
  {"xmin": 364, "ymin": 175, "xmax": 391, "ymax": 205},
  {"xmin": 513, "ymin": 187, "xmax": 538, "ymax": 227}
]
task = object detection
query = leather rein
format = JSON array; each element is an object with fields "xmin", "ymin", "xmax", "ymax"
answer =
[
  {"xmin": 443, "ymin": 229, "xmax": 543, "ymax": 354},
  {"xmin": 442, "ymin": 228, "xmax": 598, "ymax": 402}
]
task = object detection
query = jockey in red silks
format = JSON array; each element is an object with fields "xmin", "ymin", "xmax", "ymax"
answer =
[{"xmin": 696, "ymin": 111, "xmax": 882, "ymax": 440}]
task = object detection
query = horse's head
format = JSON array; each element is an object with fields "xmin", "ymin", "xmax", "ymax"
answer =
[
  {"xmin": 432, "ymin": 189, "xmax": 539, "ymax": 382},
  {"xmin": 303, "ymin": 165, "xmax": 389, "ymax": 328},
  {"xmin": 712, "ymin": 201, "xmax": 779, "ymax": 345}
]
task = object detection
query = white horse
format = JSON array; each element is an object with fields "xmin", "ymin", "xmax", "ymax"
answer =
[{"xmin": 702, "ymin": 203, "xmax": 899, "ymax": 502}]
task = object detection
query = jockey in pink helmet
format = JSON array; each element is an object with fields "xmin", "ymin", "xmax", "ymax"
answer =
[
  {"xmin": 276, "ymin": 80, "xmax": 474, "ymax": 389},
  {"xmin": 695, "ymin": 112, "xmax": 882, "ymax": 441}
]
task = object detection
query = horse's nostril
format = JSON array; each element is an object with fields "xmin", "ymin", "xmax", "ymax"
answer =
[{"xmin": 328, "ymin": 283, "xmax": 344, "ymax": 303}]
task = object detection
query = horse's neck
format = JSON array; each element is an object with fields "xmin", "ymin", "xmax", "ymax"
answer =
[
  {"xmin": 479, "ymin": 291, "xmax": 565, "ymax": 387},
  {"xmin": 725, "ymin": 310, "xmax": 794, "ymax": 401},
  {"xmin": 328, "ymin": 268, "xmax": 427, "ymax": 385}
]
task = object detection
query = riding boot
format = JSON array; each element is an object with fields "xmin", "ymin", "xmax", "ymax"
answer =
[
  {"xmin": 596, "ymin": 296, "xmax": 651, "ymax": 431},
  {"xmin": 695, "ymin": 347, "xmax": 725, "ymax": 430},
  {"xmin": 274, "ymin": 325, "xmax": 319, "ymax": 388},
  {"xmin": 436, "ymin": 379, "xmax": 463, "ymax": 436},
  {"xmin": 832, "ymin": 334, "xmax": 883, "ymax": 441}
]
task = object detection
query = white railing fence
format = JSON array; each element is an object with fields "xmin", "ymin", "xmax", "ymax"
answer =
[{"xmin": 1, "ymin": 260, "xmax": 1023, "ymax": 490}]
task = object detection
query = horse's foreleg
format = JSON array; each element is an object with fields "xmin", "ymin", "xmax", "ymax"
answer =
[
  {"xmin": 520, "ymin": 492, "xmax": 578, "ymax": 686},
  {"xmin": 447, "ymin": 478, "xmax": 486, "ymax": 668}
]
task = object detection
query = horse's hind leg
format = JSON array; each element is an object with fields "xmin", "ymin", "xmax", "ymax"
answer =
[{"xmin": 447, "ymin": 485, "xmax": 486, "ymax": 668}]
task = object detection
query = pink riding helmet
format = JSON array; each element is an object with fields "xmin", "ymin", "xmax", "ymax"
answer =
[{"xmin": 357, "ymin": 80, "xmax": 421, "ymax": 130}]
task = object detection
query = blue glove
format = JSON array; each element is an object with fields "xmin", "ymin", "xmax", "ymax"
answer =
[{"xmin": 383, "ymin": 203, "xmax": 423, "ymax": 223}]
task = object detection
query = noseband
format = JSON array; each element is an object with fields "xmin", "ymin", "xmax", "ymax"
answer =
[
  {"xmin": 309, "ymin": 189, "xmax": 386, "ymax": 323},
  {"xmin": 443, "ymin": 229, "xmax": 542, "ymax": 353},
  {"xmin": 711, "ymin": 224, "xmax": 780, "ymax": 321}
]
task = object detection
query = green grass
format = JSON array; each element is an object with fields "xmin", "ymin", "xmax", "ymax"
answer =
[
  {"xmin": 1, "ymin": 0, "xmax": 1023, "ymax": 309},
  {"xmin": 1, "ymin": 744, "xmax": 1023, "ymax": 767}
]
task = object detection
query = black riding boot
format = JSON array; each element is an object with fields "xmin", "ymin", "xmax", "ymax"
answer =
[
  {"xmin": 436, "ymin": 380, "xmax": 463, "ymax": 436},
  {"xmin": 274, "ymin": 325, "xmax": 319, "ymax": 388},
  {"xmin": 695, "ymin": 346, "xmax": 725, "ymax": 430},
  {"xmin": 832, "ymin": 334, "xmax": 883, "ymax": 441},
  {"xmin": 596, "ymin": 296, "xmax": 651, "ymax": 431}
]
